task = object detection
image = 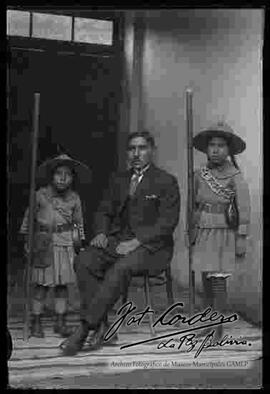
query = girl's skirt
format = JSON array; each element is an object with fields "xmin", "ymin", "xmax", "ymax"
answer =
[
  {"xmin": 31, "ymin": 245, "xmax": 76, "ymax": 287},
  {"xmin": 192, "ymin": 227, "xmax": 236, "ymax": 294}
]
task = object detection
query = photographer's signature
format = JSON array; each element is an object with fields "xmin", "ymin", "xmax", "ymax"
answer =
[
  {"xmin": 103, "ymin": 301, "xmax": 252, "ymax": 358},
  {"xmin": 157, "ymin": 330, "xmax": 250, "ymax": 358}
]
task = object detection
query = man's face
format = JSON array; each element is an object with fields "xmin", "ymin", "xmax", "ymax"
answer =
[{"xmin": 127, "ymin": 136, "xmax": 154, "ymax": 171}]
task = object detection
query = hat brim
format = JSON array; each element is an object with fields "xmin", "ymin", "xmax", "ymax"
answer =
[
  {"xmin": 193, "ymin": 129, "xmax": 246, "ymax": 155},
  {"xmin": 37, "ymin": 158, "xmax": 92, "ymax": 184}
]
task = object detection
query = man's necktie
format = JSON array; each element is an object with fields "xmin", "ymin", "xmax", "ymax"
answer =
[{"xmin": 129, "ymin": 171, "xmax": 141, "ymax": 197}]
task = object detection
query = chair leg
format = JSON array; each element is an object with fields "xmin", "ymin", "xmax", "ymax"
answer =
[
  {"xmin": 165, "ymin": 266, "xmax": 174, "ymax": 306},
  {"xmin": 192, "ymin": 270, "xmax": 196, "ymax": 308},
  {"xmin": 188, "ymin": 270, "xmax": 196, "ymax": 314},
  {"xmin": 122, "ymin": 288, "xmax": 128, "ymax": 306},
  {"xmin": 144, "ymin": 273, "xmax": 155, "ymax": 336}
]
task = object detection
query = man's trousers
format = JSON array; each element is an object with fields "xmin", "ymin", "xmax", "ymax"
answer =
[{"xmin": 73, "ymin": 237, "xmax": 173, "ymax": 328}]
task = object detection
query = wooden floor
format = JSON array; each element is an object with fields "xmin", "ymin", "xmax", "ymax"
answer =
[{"xmin": 7, "ymin": 312, "xmax": 262, "ymax": 389}]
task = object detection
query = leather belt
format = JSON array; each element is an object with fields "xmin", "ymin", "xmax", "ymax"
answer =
[
  {"xmin": 199, "ymin": 202, "xmax": 228, "ymax": 214},
  {"xmin": 36, "ymin": 223, "xmax": 73, "ymax": 233}
]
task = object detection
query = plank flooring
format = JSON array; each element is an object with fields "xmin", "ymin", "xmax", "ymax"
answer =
[{"xmin": 8, "ymin": 313, "xmax": 262, "ymax": 388}]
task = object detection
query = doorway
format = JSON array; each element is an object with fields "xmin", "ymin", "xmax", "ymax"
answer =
[{"xmin": 8, "ymin": 43, "xmax": 122, "ymax": 278}]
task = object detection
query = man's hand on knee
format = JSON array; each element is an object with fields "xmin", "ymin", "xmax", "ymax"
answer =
[
  {"xmin": 116, "ymin": 238, "xmax": 141, "ymax": 255},
  {"xmin": 90, "ymin": 233, "xmax": 108, "ymax": 249}
]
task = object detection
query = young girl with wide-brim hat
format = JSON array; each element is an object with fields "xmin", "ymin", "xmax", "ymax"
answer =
[
  {"xmin": 20, "ymin": 154, "xmax": 91, "ymax": 338},
  {"xmin": 192, "ymin": 121, "xmax": 250, "ymax": 310}
]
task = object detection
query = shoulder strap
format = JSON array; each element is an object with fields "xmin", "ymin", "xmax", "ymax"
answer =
[
  {"xmin": 54, "ymin": 205, "xmax": 73, "ymax": 225},
  {"xmin": 45, "ymin": 190, "xmax": 73, "ymax": 225},
  {"xmin": 200, "ymin": 167, "xmax": 235, "ymax": 201}
]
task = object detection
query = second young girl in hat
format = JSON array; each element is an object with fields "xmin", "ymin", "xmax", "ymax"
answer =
[
  {"xmin": 191, "ymin": 121, "xmax": 250, "ymax": 310},
  {"xmin": 20, "ymin": 154, "xmax": 90, "ymax": 338}
]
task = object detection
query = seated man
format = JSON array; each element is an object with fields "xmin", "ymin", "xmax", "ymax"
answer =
[{"xmin": 60, "ymin": 130, "xmax": 180, "ymax": 356}]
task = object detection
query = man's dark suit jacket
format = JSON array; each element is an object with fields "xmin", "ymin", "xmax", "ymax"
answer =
[{"xmin": 93, "ymin": 164, "xmax": 180, "ymax": 253}]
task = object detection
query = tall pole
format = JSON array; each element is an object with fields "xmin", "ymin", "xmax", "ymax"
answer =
[
  {"xmin": 186, "ymin": 89, "xmax": 195, "ymax": 317},
  {"xmin": 23, "ymin": 93, "xmax": 40, "ymax": 341}
]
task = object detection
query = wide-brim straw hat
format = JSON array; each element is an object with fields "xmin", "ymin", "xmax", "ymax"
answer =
[
  {"xmin": 37, "ymin": 154, "xmax": 91, "ymax": 184},
  {"xmin": 193, "ymin": 121, "xmax": 246, "ymax": 155}
]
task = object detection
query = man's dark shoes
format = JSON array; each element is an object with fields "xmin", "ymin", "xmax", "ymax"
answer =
[
  {"xmin": 85, "ymin": 320, "xmax": 118, "ymax": 350},
  {"xmin": 59, "ymin": 321, "xmax": 89, "ymax": 356}
]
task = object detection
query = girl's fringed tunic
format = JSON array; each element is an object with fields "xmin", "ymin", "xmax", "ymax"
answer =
[
  {"xmin": 192, "ymin": 160, "xmax": 250, "ymax": 289},
  {"xmin": 20, "ymin": 185, "xmax": 85, "ymax": 287}
]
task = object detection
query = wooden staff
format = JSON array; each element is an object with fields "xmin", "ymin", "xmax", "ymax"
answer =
[
  {"xmin": 186, "ymin": 89, "xmax": 195, "ymax": 317},
  {"xmin": 23, "ymin": 93, "xmax": 40, "ymax": 341}
]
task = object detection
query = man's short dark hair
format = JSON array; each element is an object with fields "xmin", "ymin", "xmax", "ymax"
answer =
[{"xmin": 127, "ymin": 131, "xmax": 156, "ymax": 148}]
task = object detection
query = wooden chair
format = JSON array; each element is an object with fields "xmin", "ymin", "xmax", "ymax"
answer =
[{"xmin": 122, "ymin": 265, "xmax": 174, "ymax": 336}]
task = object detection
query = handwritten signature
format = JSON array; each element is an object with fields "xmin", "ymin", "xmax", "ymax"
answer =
[
  {"xmin": 157, "ymin": 330, "xmax": 250, "ymax": 358},
  {"xmin": 103, "ymin": 301, "xmax": 250, "ymax": 357}
]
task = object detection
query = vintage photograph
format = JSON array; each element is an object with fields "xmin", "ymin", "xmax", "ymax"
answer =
[{"xmin": 7, "ymin": 7, "xmax": 263, "ymax": 389}]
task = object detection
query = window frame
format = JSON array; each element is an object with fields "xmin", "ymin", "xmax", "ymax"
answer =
[
  {"xmin": 31, "ymin": 12, "xmax": 73, "ymax": 42},
  {"xmin": 7, "ymin": 7, "xmax": 121, "ymax": 56},
  {"xmin": 7, "ymin": 9, "xmax": 31, "ymax": 37}
]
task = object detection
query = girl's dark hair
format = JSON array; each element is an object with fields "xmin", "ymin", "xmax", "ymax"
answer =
[
  {"xmin": 230, "ymin": 153, "xmax": 239, "ymax": 170},
  {"xmin": 225, "ymin": 137, "xmax": 240, "ymax": 169}
]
